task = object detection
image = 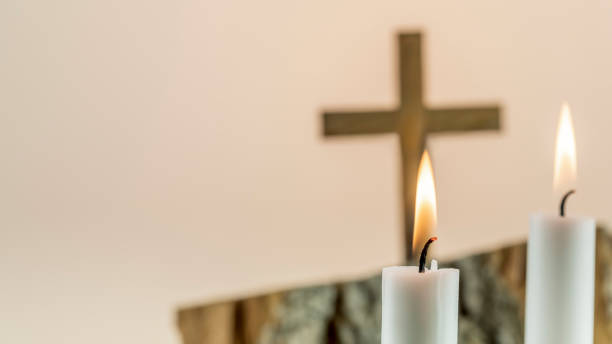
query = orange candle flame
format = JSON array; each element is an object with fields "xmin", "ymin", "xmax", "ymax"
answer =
[
  {"xmin": 413, "ymin": 150, "xmax": 437, "ymax": 255},
  {"xmin": 553, "ymin": 102, "xmax": 577, "ymax": 194}
]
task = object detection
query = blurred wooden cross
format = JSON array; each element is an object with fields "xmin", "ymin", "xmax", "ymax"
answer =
[{"xmin": 323, "ymin": 33, "xmax": 501, "ymax": 260}]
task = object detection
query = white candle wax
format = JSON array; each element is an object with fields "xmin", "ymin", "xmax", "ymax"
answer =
[
  {"xmin": 525, "ymin": 213, "xmax": 595, "ymax": 344},
  {"xmin": 381, "ymin": 264, "xmax": 459, "ymax": 344}
]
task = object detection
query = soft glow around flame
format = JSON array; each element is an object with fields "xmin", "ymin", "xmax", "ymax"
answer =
[
  {"xmin": 553, "ymin": 102, "xmax": 577, "ymax": 193},
  {"xmin": 413, "ymin": 150, "xmax": 437, "ymax": 255}
]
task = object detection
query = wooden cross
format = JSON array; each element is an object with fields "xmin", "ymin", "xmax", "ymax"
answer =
[{"xmin": 323, "ymin": 33, "xmax": 501, "ymax": 260}]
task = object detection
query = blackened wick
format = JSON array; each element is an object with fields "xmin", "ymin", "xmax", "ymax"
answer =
[
  {"xmin": 419, "ymin": 237, "xmax": 438, "ymax": 273},
  {"xmin": 560, "ymin": 190, "xmax": 575, "ymax": 217}
]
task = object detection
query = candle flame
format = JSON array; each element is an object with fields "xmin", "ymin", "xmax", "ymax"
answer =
[
  {"xmin": 553, "ymin": 102, "xmax": 577, "ymax": 193},
  {"xmin": 413, "ymin": 150, "xmax": 437, "ymax": 255}
]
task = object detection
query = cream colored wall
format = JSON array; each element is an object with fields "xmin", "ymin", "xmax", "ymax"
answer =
[{"xmin": 2, "ymin": 0, "xmax": 612, "ymax": 343}]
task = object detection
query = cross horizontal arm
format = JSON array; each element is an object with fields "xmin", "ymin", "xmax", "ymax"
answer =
[
  {"xmin": 323, "ymin": 110, "xmax": 397, "ymax": 136},
  {"xmin": 426, "ymin": 106, "xmax": 501, "ymax": 133}
]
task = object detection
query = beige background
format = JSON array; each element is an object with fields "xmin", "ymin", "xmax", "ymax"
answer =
[{"xmin": 2, "ymin": 0, "xmax": 612, "ymax": 343}]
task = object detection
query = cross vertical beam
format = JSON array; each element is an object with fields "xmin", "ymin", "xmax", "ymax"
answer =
[{"xmin": 397, "ymin": 34, "xmax": 426, "ymax": 258}]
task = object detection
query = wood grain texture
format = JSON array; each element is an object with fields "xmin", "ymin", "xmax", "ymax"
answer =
[
  {"xmin": 177, "ymin": 302, "xmax": 236, "ymax": 344},
  {"xmin": 427, "ymin": 107, "xmax": 501, "ymax": 133},
  {"xmin": 178, "ymin": 228, "xmax": 612, "ymax": 344},
  {"xmin": 323, "ymin": 111, "xmax": 396, "ymax": 136}
]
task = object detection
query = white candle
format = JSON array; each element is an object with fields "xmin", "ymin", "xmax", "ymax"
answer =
[
  {"xmin": 382, "ymin": 264, "xmax": 459, "ymax": 344},
  {"xmin": 381, "ymin": 151, "xmax": 460, "ymax": 344},
  {"xmin": 525, "ymin": 103, "xmax": 596, "ymax": 344}
]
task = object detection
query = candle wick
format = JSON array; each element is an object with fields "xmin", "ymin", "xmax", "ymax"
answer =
[
  {"xmin": 560, "ymin": 189, "xmax": 576, "ymax": 217},
  {"xmin": 419, "ymin": 237, "xmax": 438, "ymax": 273}
]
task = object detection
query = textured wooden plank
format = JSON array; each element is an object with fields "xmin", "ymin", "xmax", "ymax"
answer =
[
  {"xmin": 595, "ymin": 228, "xmax": 612, "ymax": 344},
  {"xmin": 241, "ymin": 293, "xmax": 284, "ymax": 343},
  {"xmin": 427, "ymin": 106, "xmax": 501, "ymax": 133},
  {"xmin": 323, "ymin": 111, "xmax": 397, "ymax": 136},
  {"xmin": 177, "ymin": 302, "xmax": 236, "ymax": 344},
  {"xmin": 178, "ymin": 228, "xmax": 612, "ymax": 344}
]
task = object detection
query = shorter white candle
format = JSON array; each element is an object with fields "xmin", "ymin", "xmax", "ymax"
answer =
[
  {"xmin": 382, "ymin": 262, "xmax": 459, "ymax": 344},
  {"xmin": 381, "ymin": 151, "xmax": 460, "ymax": 344}
]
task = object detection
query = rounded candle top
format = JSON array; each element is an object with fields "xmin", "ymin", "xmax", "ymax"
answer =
[{"xmin": 382, "ymin": 266, "xmax": 459, "ymax": 280}]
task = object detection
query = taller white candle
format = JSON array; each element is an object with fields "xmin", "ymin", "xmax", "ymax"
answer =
[
  {"xmin": 525, "ymin": 103, "xmax": 596, "ymax": 344},
  {"xmin": 381, "ymin": 151, "xmax": 459, "ymax": 344}
]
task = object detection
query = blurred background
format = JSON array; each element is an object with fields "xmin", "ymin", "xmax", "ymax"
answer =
[{"xmin": 2, "ymin": 0, "xmax": 612, "ymax": 343}]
